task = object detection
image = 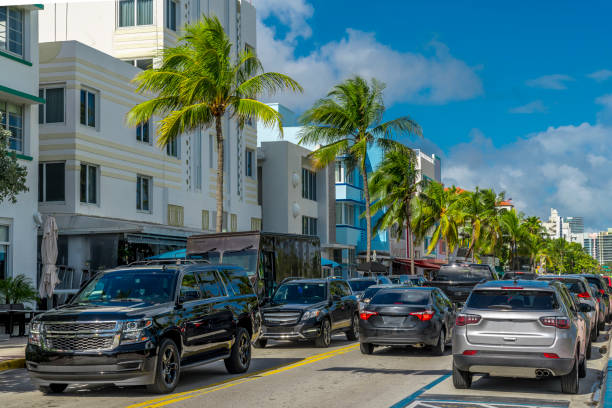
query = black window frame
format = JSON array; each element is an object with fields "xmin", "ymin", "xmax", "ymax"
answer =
[
  {"xmin": 80, "ymin": 89, "xmax": 97, "ymax": 128},
  {"xmin": 38, "ymin": 162, "xmax": 66, "ymax": 202},
  {"xmin": 301, "ymin": 168, "xmax": 316, "ymax": 200},
  {"xmin": 80, "ymin": 163, "xmax": 98, "ymax": 204},
  {"xmin": 136, "ymin": 120, "xmax": 150, "ymax": 143},
  {"xmin": 39, "ymin": 87, "xmax": 65, "ymax": 124},
  {"xmin": 245, "ymin": 148, "xmax": 254, "ymax": 178}
]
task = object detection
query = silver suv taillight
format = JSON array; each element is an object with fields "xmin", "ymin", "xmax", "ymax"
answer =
[
  {"xmin": 455, "ymin": 314, "xmax": 481, "ymax": 326},
  {"xmin": 539, "ymin": 316, "xmax": 570, "ymax": 329}
]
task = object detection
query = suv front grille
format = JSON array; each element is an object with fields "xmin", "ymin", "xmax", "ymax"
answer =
[
  {"xmin": 46, "ymin": 336, "xmax": 116, "ymax": 352},
  {"xmin": 263, "ymin": 311, "xmax": 302, "ymax": 325},
  {"xmin": 42, "ymin": 321, "xmax": 119, "ymax": 352},
  {"xmin": 44, "ymin": 322, "xmax": 118, "ymax": 333}
]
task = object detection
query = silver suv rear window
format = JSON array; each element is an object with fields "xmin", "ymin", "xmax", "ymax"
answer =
[{"xmin": 467, "ymin": 290, "xmax": 558, "ymax": 310}]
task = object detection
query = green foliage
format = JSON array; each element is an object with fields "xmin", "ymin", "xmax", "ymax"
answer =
[
  {"xmin": 0, "ymin": 274, "xmax": 38, "ymax": 304},
  {"xmin": 299, "ymin": 76, "xmax": 422, "ymax": 261},
  {"xmin": 128, "ymin": 15, "xmax": 301, "ymax": 232},
  {"xmin": 0, "ymin": 114, "xmax": 28, "ymax": 204}
]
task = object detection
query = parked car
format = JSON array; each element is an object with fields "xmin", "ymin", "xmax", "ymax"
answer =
[
  {"xmin": 452, "ymin": 280, "xmax": 591, "ymax": 394},
  {"xmin": 359, "ymin": 287, "xmax": 455, "ymax": 355},
  {"xmin": 349, "ymin": 277, "xmax": 391, "ymax": 300},
  {"xmin": 502, "ymin": 271, "xmax": 538, "ymax": 280},
  {"xmin": 579, "ymin": 274, "xmax": 611, "ymax": 325},
  {"xmin": 257, "ymin": 278, "xmax": 359, "ymax": 348},
  {"xmin": 603, "ymin": 276, "xmax": 612, "ymax": 290},
  {"xmin": 537, "ymin": 275, "xmax": 600, "ymax": 343},
  {"xmin": 26, "ymin": 264, "xmax": 260, "ymax": 394},
  {"xmin": 426, "ymin": 264, "xmax": 498, "ymax": 304},
  {"xmin": 389, "ymin": 275, "xmax": 426, "ymax": 286}
]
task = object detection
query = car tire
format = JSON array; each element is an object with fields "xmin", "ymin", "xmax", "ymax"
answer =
[
  {"xmin": 224, "ymin": 327, "xmax": 252, "ymax": 374},
  {"xmin": 360, "ymin": 342, "xmax": 374, "ymax": 355},
  {"xmin": 599, "ymin": 319, "xmax": 605, "ymax": 331},
  {"xmin": 39, "ymin": 384, "xmax": 68, "ymax": 394},
  {"xmin": 452, "ymin": 361, "xmax": 472, "ymax": 389},
  {"xmin": 346, "ymin": 314, "xmax": 360, "ymax": 341},
  {"xmin": 253, "ymin": 338, "xmax": 268, "ymax": 348},
  {"xmin": 587, "ymin": 337, "xmax": 592, "ymax": 359},
  {"xmin": 591, "ymin": 325, "xmax": 598, "ymax": 342},
  {"xmin": 579, "ymin": 355, "xmax": 587, "ymax": 378},
  {"xmin": 314, "ymin": 319, "xmax": 332, "ymax": 348},
  {"xmin": 147, "ymin": 338, "xmax": 180, "ymax": 394},
  {"xmin": 432, "ymin": 328, "xmax": 445, "ymax": 356},
  {"xmin": 560, "ymin": 356, "xmax": 579, "ymax": 394}
]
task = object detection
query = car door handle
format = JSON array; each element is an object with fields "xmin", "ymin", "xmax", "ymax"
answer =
[{"xmin": 503, "ymin": 337, "xmax": 517, "ymax": 342}]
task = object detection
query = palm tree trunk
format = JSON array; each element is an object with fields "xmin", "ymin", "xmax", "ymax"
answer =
[
  {"xmin": 361, "ymin": 159, "xmax": 372, "ymax": 263},
  {"xmin": 215, "ymin": 115, "xmax": 224, "ymax": 233},
  {"xmin": 406, "ymin": 203, "xmax": 415, "ymax": 275}
]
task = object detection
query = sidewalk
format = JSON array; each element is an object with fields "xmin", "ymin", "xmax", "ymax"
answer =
[{"xmin": 0, "ymin": 336, "xmax": 27, "ymax": 371}]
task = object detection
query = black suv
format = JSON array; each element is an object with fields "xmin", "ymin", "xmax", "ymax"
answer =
[
  {"xmin": 26, "ymin": 264, "xmax": 260, "ymax": 394},
  {"xmin": 257, "ymin": 278, "xmax": 359, "ymax": 348}
]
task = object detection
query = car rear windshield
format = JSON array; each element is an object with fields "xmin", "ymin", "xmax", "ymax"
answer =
[
  {"xmin": 370, "ymin": 290, "xmax": 430, "ymax": 305},
  {"xmin": 538, "ymin": 278, "xmax": 586, "ymax": 294},
  {"xmin": 363, "ymin": 287, "xmax": 385, "ymax": 300},
  {"xmin": 272, "ymin": 283, "xmax": 326, "ymax": 305},
  {"xmin": 467, "ymin": 290, "xmax": 559, "ymax": 310},
  {"xmin": 585, "ymin": 277, "xmax": 604, "ymax": 291},
  {"xmin": 73, "ymin": 270, "xmax": 177, "ymax": 304},
  {"xmin": 348, "ymin": 280, "xmax": 377, "ymax": 292},
  {"xmin": 435, "ymin": 267, "xmax": 490, "ymax": 281}
]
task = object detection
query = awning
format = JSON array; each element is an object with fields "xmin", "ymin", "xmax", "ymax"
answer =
[
  {"xmin": 392, "ymin": 258, "xmax": 442, "ymax": 270},
  {"xmin": 321, "ymin": 257, "xmax": 340, "ymax": 268},
  {"xmin": 356, "ymin": 262, "xmax": 387, "ymax": 273},
  {"xmin": 146, "ymin": 248, "xmax": 186, "ymax": 260}
]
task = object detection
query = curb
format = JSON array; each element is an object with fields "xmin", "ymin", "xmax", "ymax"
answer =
[
  {"xmin": 0, "ymin": 358, "xmax": 25, "ymax": 372},
  {"xmin": 598, "ymin": 333, "xmax": 612, "ymax": 408}
]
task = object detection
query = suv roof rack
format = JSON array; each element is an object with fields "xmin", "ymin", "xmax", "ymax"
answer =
[
  {"xmin": 125, "ymin": 259, "xmax": 211, "ymax": 267},
  {"xmin": 280, "ymin": 276, "xmax": 343, "ymax": 284}
]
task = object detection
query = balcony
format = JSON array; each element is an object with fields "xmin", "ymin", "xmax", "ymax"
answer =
[
  {"xmin": 335, "ymin": 183, "xmax": 363, "ymax": 203},
  {"xmin": 336, "ymin": 225, "xmax": 363, "ymax": 246}
]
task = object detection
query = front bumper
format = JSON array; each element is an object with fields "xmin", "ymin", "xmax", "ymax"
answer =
[
  {"xmin": 259, "ymin": 321, "xmax": 321, "ymax": 340},
  {"xmin": 454, "ymin": 353, "xmax": 575, "ymax": 377},
  {"xmin": 25, "ymin": 343, "xmax": 157, "ymax": 386}
]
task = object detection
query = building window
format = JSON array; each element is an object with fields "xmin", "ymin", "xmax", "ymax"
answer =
[
  {"xmin": 123, "ymin": 58, "xmax": 153, "ymax": 70},
  {"xmin": 194, "ymin": 133, "xmax": 202, "ymax": 189},
  {"xmin": 166, "ymin": 136, "xmax": 179, "ymax": 157},
  {"xmin": 335, "ymin": 161, "xmax": 354, "ymax": 184},
  {"xmin": 212, "ymin": 211, "xmax": 228, "ymax": 231},
  {"xmin": 230, "ymin": 214, "xmax": 237, "ymax": 232},
  {"xmin": 336, "ymin": 203, "xmax": 355, "ymax": 226},
  {"xmin": 80, "ymin": 164, "xmax": 98, "ymax": 204},
  {"xmin": 0, "ymin": 100, "xmax": 23, "ymax": 153},
  {"xmin": 39, "ymin": 87, "xmax": 65, "ymax": 124},
  {"xmin": 136, "ymin": 121, "xmax": 150, "ymax": 143},
  {"xmin": 80, "ymin": 89, "xmax": 96, "ymax": 128},
  {"xmin": 38, "ymin": 162, "xmax": 65, "ymax": 202},
  {"xmin": 202, "ymin": 210, "xmax": 210, "ymax": 231},
  {"xmin": 166, "ymin": 0, "xmax": 177, "ymax": 31},
  {"xmin": 136, "ymin": 175, "xmax": 151, "ymax": 211},
  {"xmin": 0, "ymin": 7, "xmax": 24, "ymax": 57},
  {"xmin": 168, "ymin": 204, "xmax": 184, "ymax": 227},
  {"xmin": 245, "ymin": 149, "xmax": 254, "ymax": 177},
  {"xmin": 208, "ymin": 134, "xmax": 214, "ymax": 168},
  {"xmin": 302, "ymin": 168, "xmax": 316, "ymax": 201},
  {"xmin": 302, "ymin": 216, "xmax": 317, "ymax": 236},
  {"xmin": 251, "ymin": 217, "xmax": 261, "ymax": 231},
  {"xmin": 0, "ymin": 225, "xmax": 9, "ymax": 280},
  {"xmin": 118, "ymin": 0, "xmax": 152, "ymax": 27}
]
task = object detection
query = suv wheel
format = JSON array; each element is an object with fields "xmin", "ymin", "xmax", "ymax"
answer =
[
  {"xmin": 598, "ymin": 318, "xmax": 605, "ymax": 331},
  {"xmin": 148, "ymin": 338, "xmax": 180, "ymax": 394},
  {"xmin": 452, "ymin": 361, "xmax": 472, "ymax": 389},
  {"xmin": 591, "ymin": 324, "xmax": 598, "ymax": 342},
  {"xmin": 315, "ymin": 319, "xmax": 332, "ymax": 348},
  {"xmin": 346, "ymin": 314, "xmax": 359, "ymax": 341},
  {"xmin": 360, "ymin": 342, "xmax": 374, "ymax": 355},
  {"xmin": 224, "ymin": 327, "xmax": 252, "ymax": 374},
  {"xmin": 560, "ymin": 356, "xmax": 579, "ymax": 394},
  {"xmin": 579, "ymin": 354, "xmax": 587, "ymax": 378},
  {"xmin": 253, "ymin": 338, "xmax": 268, "ymax": 348},
  {"xmin": 432, "ymin": 328, "xmax": 445, "ymax": 356},
  {"xmin": 39, "ymin": 384, "xmax": 68, "ymax": 394}
]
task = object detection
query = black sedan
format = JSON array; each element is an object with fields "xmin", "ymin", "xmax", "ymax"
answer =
[{"xmin": 358, "ymin": 287, "xmax": 455, "ymax": 356}]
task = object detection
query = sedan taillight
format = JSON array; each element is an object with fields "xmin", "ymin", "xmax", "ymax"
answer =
[
  {"xmin": 410, "ymin": 310, "xmax": 435, "ymax": 321},
  {"xmin": 455, "ymin": 314, "xmax": 481, "ymax": 326},
  {"xmin": 359, "ymin": 311, "xmax": 378, "ymax": 320},
  {"xmin": 540, "ymin": 316, "xmax": 570, "ymax": 329},
  {"xmin": 577, "ymin": 291, "xmax": 591, "ymax": 299}
]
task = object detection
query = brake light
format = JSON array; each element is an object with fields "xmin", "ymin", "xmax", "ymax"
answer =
[
  {"xmin": 359, "ymin": 311, "xmax": 378, "ymax": 320},
  {"xmin": 600, "ymin": 289, "xmax": 605, "ymax": 295},
  {"xmin": 501, "ymin": 286, "xmax": 524, "ymax": 290},
  {"xmin": 462, "ymin": 350, "xmax": 478, "ymax": 355},
  {"xmin": 410, "ymin": 310, "xmax": 435, "ymax": 321},
  {"xmin": 577, "ymin": 292, "xmax": 591, "ymax": 299},
  {"xmin": 540, "ymin": 316, "xmax": 570, "ymax": 329},
  {"xmin": 455, "ymin": 314, "xmax": 481, "ymax": 326},
  {"xmin": 543, "ymin": 353, "xmax": 559, "ymax": 359}
]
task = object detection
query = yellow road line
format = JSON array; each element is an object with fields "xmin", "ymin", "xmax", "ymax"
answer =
[{"xmin": 127, "ymin": 343, "xmax": 359, "ymax": 408}]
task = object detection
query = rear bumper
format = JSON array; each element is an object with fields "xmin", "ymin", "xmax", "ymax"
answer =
[
  {"xmin": 360, "ymin": 325, "xmax": 438, "ymax": 346},
  {"xmin": 453, "ymin": 353, "xmax": 575, "ymax": 377}
]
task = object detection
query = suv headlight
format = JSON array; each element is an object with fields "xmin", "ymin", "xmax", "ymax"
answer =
[
  {"xmin": 302, "ymin": 310, "xmax": 321, "ymax": 321},
  {"xmin": 121, "ymin": 319, "xmax": 153, "ymax": 344},
  {"xmin": 29, "ymin": 321, "xmax": 42, "ymax": 346}
]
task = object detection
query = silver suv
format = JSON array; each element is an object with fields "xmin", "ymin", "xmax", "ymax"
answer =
[{"xmin": 452, "ymin": 280, "xmax": 591, "ymax": 394}]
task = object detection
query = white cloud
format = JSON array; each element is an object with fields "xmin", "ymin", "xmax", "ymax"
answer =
[
  {"xmin": 588, "ymin": 69, "xmax": 612, "ymax": 82},
  {"xmin": 526, "ymin": 74, "xmax": 574, "ymax": 90},
  {"xmin": 443, "ymin": 104, "xmax": 612, "ymax": 230},
  {"xmin": 509, "ymin": 100, "xmax": 547, "ymax": 114},
  {"xmin": 257, "ymin": 4, "xmax": 483, "ymax": 110}
]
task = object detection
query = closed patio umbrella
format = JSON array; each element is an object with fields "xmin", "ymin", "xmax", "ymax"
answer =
[{"xmin": 39, "ymin": 216, "xmax": 60, "ymax": 298}]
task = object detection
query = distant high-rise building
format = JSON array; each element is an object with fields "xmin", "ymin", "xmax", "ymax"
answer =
[
  {"xmin": 542, "ymin": 208, "xmax": 585, "ymax": 242},
  {"xmin": 565, "ymin": 217, "xmax": 584, "ymax": 234}
]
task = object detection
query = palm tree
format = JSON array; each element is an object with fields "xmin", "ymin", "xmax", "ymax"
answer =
[
  {"xmin": 369, "ymin": 147, "xmax": 421, "ymax": 274},
  {"xmin": 299, "ymin": 77, "xmax": 421, "ymax": 261},
  {"xmin": 499, "ymin": 209, "xmax": 526, "ymax": 270},
  {"xmin": 411, "ymin": 182, "xmax": 464, "ymax": 262},
  {"xmin": 128, "ymin": 16, "xmax": 302, "ymax": 232}
]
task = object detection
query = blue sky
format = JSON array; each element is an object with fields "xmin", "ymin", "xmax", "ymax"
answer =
[{"xmin": 257, "ymin": 0, "xmax": 612, "ymax": 231}]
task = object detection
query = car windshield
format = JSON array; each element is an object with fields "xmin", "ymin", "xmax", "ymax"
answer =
[
  {"xmin": 467, "ymin": 290, "xmax": 558, "ymax": 310},
  {"xmin": 272, "ymin": 283, "xmax": 326, "ymax": 305},
  {"xmin": 436, "ymin": 267, "xmax": 489, "ymax": 281},
  {"xmin": 73, "ymin": 270, "xmax": 177, "ymax": 305},
  {"xmin": 348, "ymin": 280, "xmax": 377, "ymax": 292},
  {"xmin": 370, "ymin": 290, "xmax": 430, "ymax": 305}
]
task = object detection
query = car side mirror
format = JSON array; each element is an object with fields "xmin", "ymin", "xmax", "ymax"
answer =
[{"xmin": 579, "ymin": 303, "xmax": 594, "ymax": 313}]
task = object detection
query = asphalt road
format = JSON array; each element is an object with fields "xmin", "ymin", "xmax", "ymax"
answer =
[{"xmin": 2, "ymin": 328, "xmax": 610, "ymax": 408}]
